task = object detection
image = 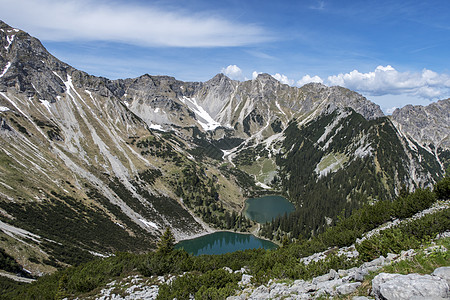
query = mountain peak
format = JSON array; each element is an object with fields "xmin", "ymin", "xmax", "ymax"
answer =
[
  {"xmin": 0, "ymin": 20, "xmax": 17, "ymax": 31},
  {"xmin": 255, "ymin": 73, "xmax": 277, "ymax": 82},
  {"xmin": 207, "ymin": 73, "xmax": 232, "ymax": 84},
  {"xmin": 391, "ymin": 98, "xmax": 450, "ymax": 149}
]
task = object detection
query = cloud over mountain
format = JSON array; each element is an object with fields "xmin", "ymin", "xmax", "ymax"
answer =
[
  {"xmin": 327, "ymin": 65, "xmax": 450, "ymax": 99},
  {"xmin": 1, "ymin": 0, "xmax": 272, "ymax": 47},
  {"xmin": 297, "ymin": 75, "xmax": 324, "ymax": 86},
  {"xmin": 222, "ymin": 65, "xmax": 243, "ymax": 80}
]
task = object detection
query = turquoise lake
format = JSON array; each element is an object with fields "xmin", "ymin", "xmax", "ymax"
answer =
[
  {"xmin": 175, "ymin": 231, "xmax": 278, "ymax": 256},
  {"xmin": 244, "ymin": 195, "xmax": 295, "ymax": 223}
]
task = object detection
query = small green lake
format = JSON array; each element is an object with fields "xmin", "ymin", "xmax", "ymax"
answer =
[
  {"xmin": 244, "ymin": 195, "xmax": 295, "ymax": 223},
  {"xmin": 176, "ymin": 231, "xmax": 277, "ymax": 256}
]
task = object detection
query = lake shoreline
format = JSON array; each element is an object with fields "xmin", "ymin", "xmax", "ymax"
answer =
[
  {"xmin": 176, "ymin": 195, "xmax": 292, "ymax": 247},
  {"xmin": 176, "ymin": 218, "xmax": 281, "ymax": 248},
  {"xmin": 176, "ymin": 231, "xmax": 278, "ymax": 255},
  {"xmin": 244, "ymin": 195, "xmax": 295, "ymax": 224}
]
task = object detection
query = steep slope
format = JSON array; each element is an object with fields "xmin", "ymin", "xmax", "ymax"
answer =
[
  {"xmin": 112, "ymin": 71, "xmax": 384, "ymax": 143},
  {"xmin": 195, "ymin": 73, "xmax": 384, "ymax": 140},
  {"xmin": 391, "ymin": 99, "xmax": 450, "ymax": 171},
  {"xmin": 0, "ymin": 20, "xmax": 447, "ymax": 278},
  {"xmin": 0, "ymin": 21, "xmax": 246, "ymax": 275},
  {"xmin": 258, "ymin": 108, "xmax": 441, "ymax": 239}
]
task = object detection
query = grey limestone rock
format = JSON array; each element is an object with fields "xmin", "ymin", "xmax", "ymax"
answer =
[
  {"xmin": 315, "ymin": 278, "xmax": 343, "ymax": 297},
  {"xmin": 391, "ymin": 99, "xmax": 450, "ymax": 150},
  {"xmin": 336, "ymin": 282, "xmax": 362, "ymax": 295},
  {"xmin": 372, "ymin": 272, "xmax": 449, "ymax": 300},
  {"xmin": 433, "ymin": 267, "xmax": 450, "ymax": 286},
  {"xmin": 239, "ymin": 274, "xmax": 253, "ymax": 286},
  {"xmin": 269, "ymin": 282, "xmax": 290, "ymax": 298},
  {"xmin": 329, "ymin": 268, "xmax": 339, "ymax": 280},
  {"xmin": 353, "ymin": 268, "xmax": 369, "ymax": 282},
  {"xmin": 249, "ymin": 285, "xmax": 270, "ymax": 299}
]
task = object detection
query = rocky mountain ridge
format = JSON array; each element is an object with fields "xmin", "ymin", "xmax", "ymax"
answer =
[
  {"xmin": 391, "ymin": 99, "xmax": 450, "ymax": 171},
  {"xmin": 0, "ymin": 19, "xmax": 448, "ymax": 276}
]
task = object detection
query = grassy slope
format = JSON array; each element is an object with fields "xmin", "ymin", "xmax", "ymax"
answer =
[{"xmin": 1, "ymin": 177, "xmax": 447, "ymax": 299}]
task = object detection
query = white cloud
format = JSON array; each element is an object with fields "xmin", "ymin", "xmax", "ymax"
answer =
[
  {"xmin": 1, "ymin": 0, "xmax": 272, "ymax": 47},
  {"xmin": 221, "ymin": 65, "xmax": 243, "ymax": 80},
  {"xmin": 252, "ymin": 71, "xmax": 262, "ymax": 80},
  {"xmin": 327, "ymin": 65, "xmax": 450, "ymax": 99},
  {"xmin": 272, "ymin": 73, "xmax": 295, "ymax": 85},
  {"xmin": 296, "ymin": 74, "xmax": 324, "ymax": 86}
]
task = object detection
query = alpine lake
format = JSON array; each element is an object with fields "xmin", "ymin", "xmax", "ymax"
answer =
[{"xmin": 176, "ymin": 195, "xmax": 295, "ymax": 255}]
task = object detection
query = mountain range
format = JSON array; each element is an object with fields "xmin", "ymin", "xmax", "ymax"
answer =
[{"xmin": 0, "ymin": 20, "xmax": 448, "ymax": 276}]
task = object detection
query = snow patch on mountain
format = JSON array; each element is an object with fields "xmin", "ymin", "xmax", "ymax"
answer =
[
  {"xmin": 256, "ymin": 182, "xmax": 271, "ymax": 189},
  {"xmin": 180, "ymin": 96, "xmax": 220, "ymax": 131},
  {"xmin": 0, "ymin": 62, "xmax": 11, "ymax": 77},
  {"xmin": 275, "ymin": 100, "xmax": 287, "ymax": 117},
  {"xmin": 39, "ymin": 100, "xmax": 52, "ymax": 114},
  {"xmin": 149, "ymin": 124, "xmax": 165, "ymax": 131},
  {"xmin": 5, "ymin": 35, "xmax": 14, "ymax": 50},
  {"xmin": 140, "ymin": 218, "xmax": 159, "ymax": 229}
]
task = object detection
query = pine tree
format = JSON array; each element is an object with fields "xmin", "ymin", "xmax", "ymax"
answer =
[{"xmin": 157, "ymin": 228, "xmax": 175, "ymax": 255}]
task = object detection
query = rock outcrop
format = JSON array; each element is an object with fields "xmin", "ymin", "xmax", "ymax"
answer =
[
  {"xmin": 391, "ymin": 99, "xmax": 450, "ymax": 150},
  {"xmin": 372, "ymin": 270, "xmax": 449, "ymax": 300}
]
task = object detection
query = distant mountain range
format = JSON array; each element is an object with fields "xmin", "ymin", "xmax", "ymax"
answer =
[{"xmin": 0, "ymin": 20, "xmax": 448, "ymax": 275}]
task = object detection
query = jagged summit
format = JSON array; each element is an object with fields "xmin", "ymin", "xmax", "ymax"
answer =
[
  {"xmin": 0, "ymin": 20, "xmax": 448, "ymax": 278},
  {"xmin": 207, "ymin": 72, "xmax": 232, "ymax": 83},
  {"xmin": 254, "ymin": 72, "xmax": 277, "ymax": 81},
  {"xmin": 391, "ymin": 98, "xmax": 450, "ymax": 150}
]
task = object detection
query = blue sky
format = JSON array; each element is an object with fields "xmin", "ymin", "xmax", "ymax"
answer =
[{"xmin": 2, "ymin": 0, "xmax": 450, "ymax": 113}]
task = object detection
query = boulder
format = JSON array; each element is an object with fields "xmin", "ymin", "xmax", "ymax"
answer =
[
  {"xmin": 433, "ymin": 267, "xmax": 450, "ymax": 285},
  {"xmin": 269, "ymin": 282, "xmax": 290, "ymax": 298},
  {"xmin": 329, "ymin": 269, "xmax": 339, "ymax": 280},
  {"xmin": 336, "ymin": 282, "xmax": 362, "ymax": 295},
  {"xmin": 363, "ymin": 256, "xmax": 385, "ymax": 268},
  {"xmin": 312, "ymin": 268, "xmax": 339, "ymax": 284},
  {"xmin": 385, "ymin": 253, "xmax": 399, "ymax": 264},
  {"xmin": 239, "ymin": 274, "xmax": 253, "ymax": 286},
  {"xmin": 372, "ymin": 272, "xmax": 449, "ymax": 300},
  {"xmin": 353, "ymin": 268, "xmax": 369, "ymax": 282},
  {"xmin": 249, "ymin": 285, "xmax": 270, "ymax": 299},
  {"xmin": 315, "ymin": 278, "xmax": 343, "ymax": 296}
]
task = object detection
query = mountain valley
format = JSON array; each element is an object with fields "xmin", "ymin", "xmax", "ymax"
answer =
[{"xmin": 0, "ymin": 18, "xmax": 449, "ymax": 287}]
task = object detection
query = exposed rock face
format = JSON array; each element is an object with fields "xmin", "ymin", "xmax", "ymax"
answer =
[
  {"xmin": 227, "ymin": 257, "xmax": 449, "ymax": 299},
  {"xmin": 433, "ymin": 267, "xmax": 450, "ymax": 286},
  {"xmin": 0, "ymin": 20, "xmax": 208, "ymax": 273},
  {"xmin": 391, "ymin": 99, "xmax": 450, "ymax": 150},
  {"xmin": 372, "ymin": 271, "xmax": 449, "ymax": 300},
  {"xmin": 1, "ymin": 19, "xmax": 448, "ymax": 277}
]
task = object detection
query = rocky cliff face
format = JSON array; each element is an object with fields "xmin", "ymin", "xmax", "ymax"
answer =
[
  {"xmin": 391, "ymin": 99, "xmax": 450, "ymax": 171},
  {"xmin": 0, "ymin": 20, "xmax": 212, "ymax": 274},
  {"xmin": 0, "ymin": 20, "xmax": 447, "ymax": 275},
  {"xmin": 95, "ymin": 70, "xmax": 385, "ymax": 141},
  {"xmin": 391, "ymin": 99, "xmax": 450, "ymax": 150}
]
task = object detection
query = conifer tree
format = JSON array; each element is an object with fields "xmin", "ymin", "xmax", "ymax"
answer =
[{"xmin": 157, "ymin": 228, "xmax": 175, "ymax": 255}]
